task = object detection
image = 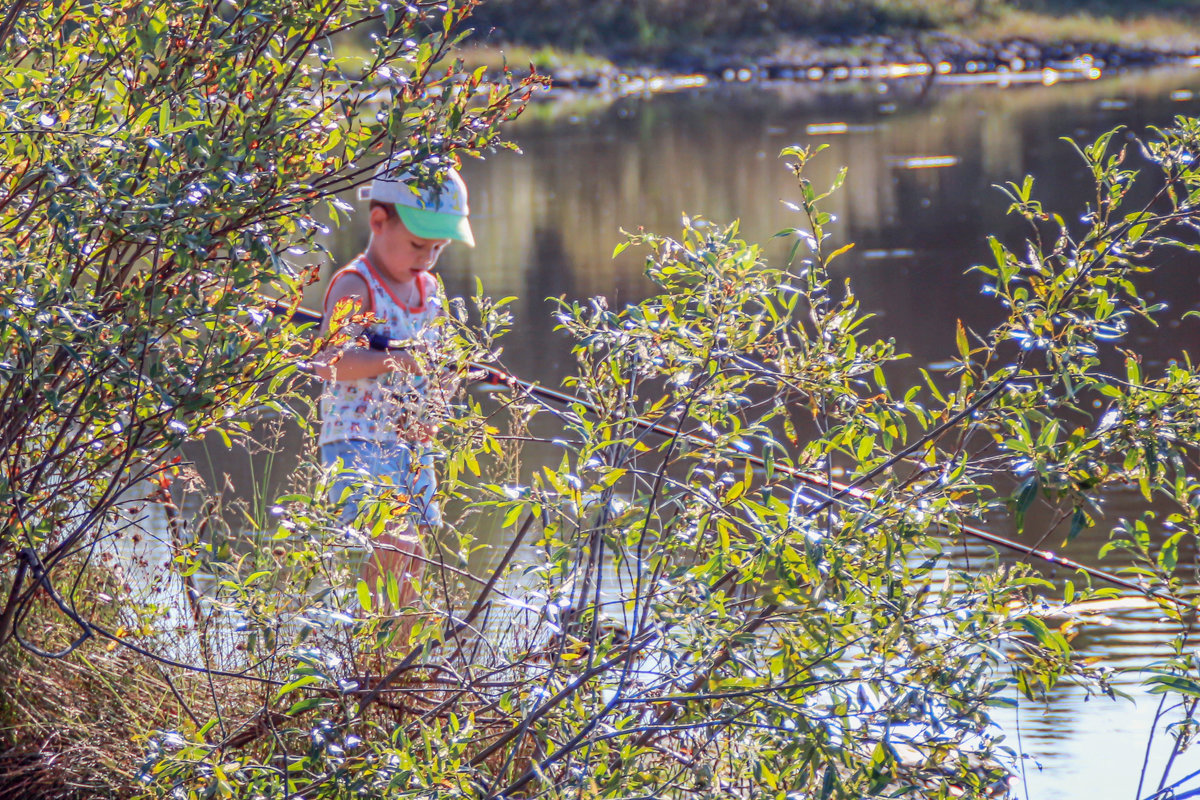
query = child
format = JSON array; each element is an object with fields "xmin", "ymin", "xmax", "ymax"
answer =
[{"xmin": 313, "ymin": 159, "xmax": 473, "ymax": 618}]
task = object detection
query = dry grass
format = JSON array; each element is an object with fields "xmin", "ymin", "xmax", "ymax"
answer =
[
  {"xmin": 958, "ymin": 9, "xmax": 1200, "ymax": 48},
  {"xmin": 449, "ymin": 43, "xmax": 615, "ymax": 76},
  {"xmin": 1, "ymin": 642, "xmax": 162, "ymax": 799},
  {"xmin": 0, "ymin": 563, "xmax": 544, "ymax": 798},
  {"xmin": 0, "ymin": 577, "xmax": 254, "ymax": 800}
]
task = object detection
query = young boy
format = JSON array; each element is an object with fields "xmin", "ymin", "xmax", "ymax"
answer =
[{"xmin": 313, "ymin": 159, "xmax": 473, "ymax": 617}]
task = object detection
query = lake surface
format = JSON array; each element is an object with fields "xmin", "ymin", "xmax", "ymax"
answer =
[{"xmin": 283, "ymin": 66, "xmax": 1200, "ymax": 798}]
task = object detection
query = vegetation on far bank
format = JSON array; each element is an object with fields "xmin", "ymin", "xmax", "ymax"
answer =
[{"xmin": 461, "ymin": 0, "xmax": 1200, "ymax": 69}]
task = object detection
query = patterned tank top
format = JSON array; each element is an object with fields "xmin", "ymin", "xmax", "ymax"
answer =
[{"xmin": 318, "ymin": 254, "xmax": 444, "ymax": 447}]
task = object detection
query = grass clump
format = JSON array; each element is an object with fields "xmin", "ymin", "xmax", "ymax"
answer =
[
  {"xmin": 961, "ymin": 8, "xmax": 1200, "ymax": 47},
  {"xmin": 0, "ymin": 581, "xmax": 215, "ymax": 800},
  {"xmin": 454, "ymin": 43, "xmax": 615, "ymax": 77}
]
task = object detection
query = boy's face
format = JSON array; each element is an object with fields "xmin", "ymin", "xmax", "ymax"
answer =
[{"xmin": 369, "ymin": 205, "xmax": 450, "ymax": 283}]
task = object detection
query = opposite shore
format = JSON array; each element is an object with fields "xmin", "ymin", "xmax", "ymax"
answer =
[
  {"xmin": 454, "ymin": 7, "xmax": 1200, "ymax": 91},
  {"xmin": 460, "ymin": 34, "xmax": 1200, "ymax": 92}
]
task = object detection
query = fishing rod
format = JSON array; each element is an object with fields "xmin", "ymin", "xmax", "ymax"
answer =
[{"xmin": 269, "ymin": 297, "xmax": 1156, "ymax": 599}]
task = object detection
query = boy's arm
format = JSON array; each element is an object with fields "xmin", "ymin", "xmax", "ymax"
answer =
[{"xmin": 309, "ymin": 272, "xmax": 422, "ymax": 382}]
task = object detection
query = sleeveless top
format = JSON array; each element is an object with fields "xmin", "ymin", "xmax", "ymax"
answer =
[{"xmin": 318, "ymin": 253, "xmax": 444, "ymax": 447}]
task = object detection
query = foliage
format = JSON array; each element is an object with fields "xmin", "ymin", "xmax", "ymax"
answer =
[
  {"xmin": 0, "ymin": 0, "xmax": 533, "ymax": 791},
  {"xmin": 469, "ymin": 0, "xmax": 1006, "ymax": 53},
  {"xmin": 461, "ymin": 0, "xmax": 1200, "ymax": 57},
  {"xmin": 124, "ymin": 116, "xmax": 1200, "ymax": 799},
  {"xmin": 461, "ymin": 0, "xmax": 1200, "ymax": 63},
  {"xmin": 9, "ymin": 0, "xmax": 1200, "ymax": 796},
  {"xmin": 1013, "ymin": 0, "xmax": 1200, "ymax": 15}
]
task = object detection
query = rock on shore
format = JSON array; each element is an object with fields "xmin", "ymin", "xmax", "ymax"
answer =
[{"xmin": 533, "ymin": 34, "xmax": 1200, "ymax": 91}]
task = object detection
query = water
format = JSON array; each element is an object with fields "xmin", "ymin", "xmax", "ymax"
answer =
[{"xmin": 237, "ymin": 66, "xmax": 1200, "ymax": 797}]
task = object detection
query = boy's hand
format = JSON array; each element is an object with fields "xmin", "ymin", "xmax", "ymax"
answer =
[
  {"xmin": 308, "ymin": 359, "xmax": 334, "ymax": 381},
  {"xmin": 400, "ymin": 419, "xmax": 439, "ymax": 443},
  {"xmin": 385, "ymin": 350, "xmax": 424, "ymax": 376},
  {"xmin": 308, "ymin": 345, "xmax": 412, "ymax": 382}
]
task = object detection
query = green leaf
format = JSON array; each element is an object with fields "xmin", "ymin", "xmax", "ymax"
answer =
[
  {"xmin": 818, "ymin": 766, "xmax": 836, "ymax": 800},
  {"xmin": 1015, "ymin": 616, "xmax": 1068, "ymax": 654},
  {"xmin": 1145, "ymin": 675, "xmax": 1200, "ymax": 697},
  {"xmin": 989, "ymin": 236, "xmax": 1007, "ymax": 270},
  {"xmin": 594, "ymin": 468, "xmax": 626, "ymax": 491},
  {"xmin": 1067, "ymin": 507, "xmax": 1088, "ymax": 542},
  {"xmin": 132, "ymin": 106, "xmax": 156, "ymax": 132},
  {"xmin": 855, "ymin": 434, "xmax": 874, "ymax": 463},
  {"xmin": 826, "ymin": 242, "xmax": 854, "ymax": 264},
  {"xmin": 288, "ymin": 696, "xmax": 332, "ymax": 715},
  {"xmin": 1014, "ymin": 474, "xmax": 1039, "ymax": 532},
  {"xmin": 501, "ymin": 503, "xmax": 523, "ymax": 529},
  {"xmin": 274, "ymin": 674, "xmax": 319, "ymax": 701}
]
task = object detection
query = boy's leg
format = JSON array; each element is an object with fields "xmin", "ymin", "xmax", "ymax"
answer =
[
  {"xmin": 322, "ymin": 439, "xmax": 439, "ymax": 641},
  {"xmin": 360, "ymin": 443, "xmax": 439, "ymax": 630},
  {"xmin": 361, "ymin": 525, "xmax": 425, "ymax": 612},
  {"xmin": 322, "ymin": 439, "xmax": 373, "ymax": 584}
]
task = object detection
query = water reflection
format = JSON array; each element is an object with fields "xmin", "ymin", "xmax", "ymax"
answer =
[
  {"xmin": 104, "ymin": 480, "xmax": 201, "ymax": 661},
  {"xmin": 282, "ymin": 66, "xmax": 1200, "ymax": 799},
  {"xmin": 309, "ymin": 69, "xmax": 1200, "ymax": 388}
]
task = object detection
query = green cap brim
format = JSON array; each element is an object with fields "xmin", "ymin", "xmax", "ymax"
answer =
[{"xmin": 395, "ymin": 204, "xmax": 475, "ymax": 247}]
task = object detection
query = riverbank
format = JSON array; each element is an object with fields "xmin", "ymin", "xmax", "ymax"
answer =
[
  {"xmin": 457, "ymin": 7, "xmax": 1200, "ymax": 90},
  {"xmin": 459, "ymin": 35, "xmax": 1200, "ymax": 95}
]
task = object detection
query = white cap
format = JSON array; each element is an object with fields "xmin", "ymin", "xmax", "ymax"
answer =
[{"xmin": 369, "ymin": 160, "xmax": 474, "ymax": 247}]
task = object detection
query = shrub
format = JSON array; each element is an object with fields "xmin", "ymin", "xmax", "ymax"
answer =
[{"xmin": 0, "ymin": 0, "xmax": 533, "ymax": 794}]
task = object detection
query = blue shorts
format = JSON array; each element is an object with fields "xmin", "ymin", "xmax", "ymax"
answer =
[{"xmin": 321, "ymin": 439, "xmax": 442, "ymax": 530}]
